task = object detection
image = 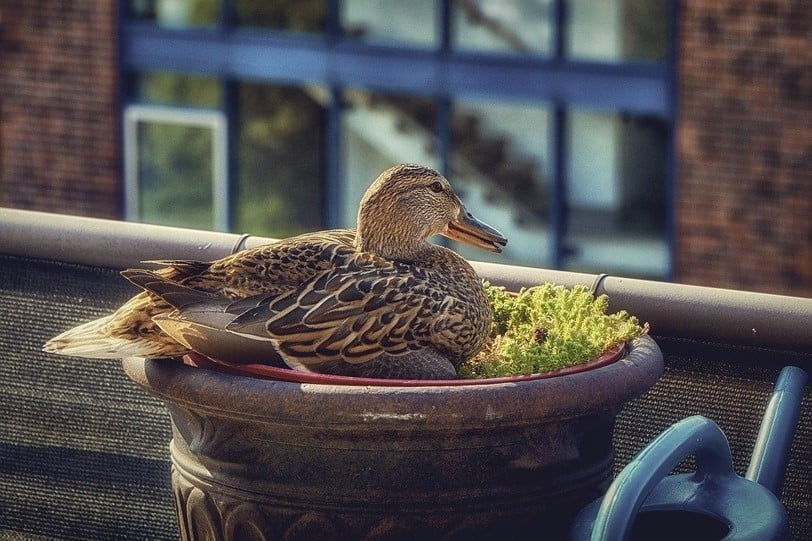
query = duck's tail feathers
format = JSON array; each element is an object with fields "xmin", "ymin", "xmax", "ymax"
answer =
[{"xmin": 43, "ymin": 315, "xmax": 166, "ymax": 359}]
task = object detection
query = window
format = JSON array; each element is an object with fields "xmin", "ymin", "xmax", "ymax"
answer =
[
  {"xmin": 343, "ymin": 0, "xmax": 437, "ymax": 47},
  {"xmin": 567, "ymin": 0, "xmax": 670, "ymax": 62},
  {"xmin": 235, "ymin": 82, "xmax": 325, "ymax": 237},
  {"xmin": 129, "ymin": 0, "xmax": 221, "ymax": 28},
  {"xmin": 453, "ymin": 0, "xmax": 554, "ymax": 55},
  {"xmin": 450, "ymin": 98, "xmax": 552, "ymax": 267},
  {"xmin": 122, "ymin": 0, "xmax": 674, "ymax": 278},
  {"xmin": 235, "ymin": 0, "xmax": 327, "ymax": 32},
  {"xmin": 565, "ymin": 109, "xmax": 669, "ymax": 276},
  {"xmin": 124, "ymin": 104, "xmax": 228, "ymax": 230}
]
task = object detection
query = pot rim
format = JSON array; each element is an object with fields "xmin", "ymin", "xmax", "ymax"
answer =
[
  {"xmin": 121, "ymin": 335, "xmax": 664, "ymax": 426},
  {"xmin": 180, "ymin": 343, "xmax": 625, "ymax": 387}
]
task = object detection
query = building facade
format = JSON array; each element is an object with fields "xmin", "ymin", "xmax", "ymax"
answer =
[{"xmin": 1, "ymin": 1, "xmax": 810, "ymax": 297}]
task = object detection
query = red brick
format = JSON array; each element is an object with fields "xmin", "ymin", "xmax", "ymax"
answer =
[
  {"xmin": 677, "ymin": 0, "xmax": 812, "ymax": 296},
  {"xmin": 0, "ymin": 1, "xmax": 120, "ymax": 219}
]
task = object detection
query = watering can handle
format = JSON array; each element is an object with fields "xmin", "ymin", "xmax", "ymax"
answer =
[{"xmin": 590, "ymin": 415, "xmax": 734, "ymax": 541}]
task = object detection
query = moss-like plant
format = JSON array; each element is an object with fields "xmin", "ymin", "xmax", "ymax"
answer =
[{"xmin": 459, "ymin": 283, "xmax": 648, "ymax": 379}]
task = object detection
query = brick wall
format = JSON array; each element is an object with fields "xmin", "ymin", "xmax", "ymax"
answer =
[
  {"xmin": 0, "ymin": 1, "xmax": 120, "ymax": 218},
  {"xmin": 676, "ymin": 1, "xmax": 812, "ymax": 297}
]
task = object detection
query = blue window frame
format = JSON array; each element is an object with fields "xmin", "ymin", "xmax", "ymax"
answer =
[{"xmin": 120, "ymin": 0, "xmax": 676, "ymax": 279}]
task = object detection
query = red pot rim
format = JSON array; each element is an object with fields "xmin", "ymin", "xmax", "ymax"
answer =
[{"xmin": 182, "ymin": 343, "xmax": 626, "ymax": 387}]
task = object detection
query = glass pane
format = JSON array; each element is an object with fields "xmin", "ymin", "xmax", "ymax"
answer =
[
  {"xmin": 137, "ymin": 72, "xmax": 221, "ymax": 108},
  {"xmin": 129, "ymin": 0, "xmax": 220, "ymax": 28},
  {"xmin": 234, "ymin": 0, "xmax": 326, "ymax": 32},
  {"xmin": 451, "ymin": 99, "xmax": 552, "ymax": 266},
  {"xmin": 138, "ymin": 122, "xmax": 214, "ymax": 229},
  {"xmin": 342, "ymin": 0, "xmax": 438, "ymax": 47},
  {"xmin": 453, "ymin": 0, "xmax": 554, "ymax": 55},
  {"xmin": 565, "ymin": 109, "xmax": 668, "ymax": 278},
  {"xmin": 567, "ymin": 0, "xmax": 670, "ymax": 62},
  {"xmin": 236, "ymin": 83, "xmax": 325, "ymax": 237},
  {"xmin": 340, "ymin": 90, "xmax": 439, "ymax": 227}
]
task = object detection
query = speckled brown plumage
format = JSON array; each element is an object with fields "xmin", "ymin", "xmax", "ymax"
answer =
[{"xmin": 45, "ymin": 164, "xmax": 507, "ymax": 379}]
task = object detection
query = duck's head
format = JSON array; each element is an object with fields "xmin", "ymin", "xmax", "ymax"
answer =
[{"xmin": 355, "ymin": 164, "xmax": 508, "ymax": 261}]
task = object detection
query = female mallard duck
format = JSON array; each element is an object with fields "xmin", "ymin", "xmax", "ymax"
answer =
[{"xmin": 44, "ymin": 164, "xmax": 507, "ymax": 379}]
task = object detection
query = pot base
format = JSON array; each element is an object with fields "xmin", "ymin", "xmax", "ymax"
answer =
[{"xmin": 171, "ymin": 420, "xmax": 615, "ymax": 541}]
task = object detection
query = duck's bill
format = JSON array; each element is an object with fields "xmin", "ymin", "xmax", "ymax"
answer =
[{"xmin": 444, "ymin": 207, "xmax": 508, "ymax": 253}]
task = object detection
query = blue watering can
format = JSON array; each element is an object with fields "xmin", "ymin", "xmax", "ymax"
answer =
[{"xmin": 571, "ymin": 365, "xmax": 807, "ymax": 541}]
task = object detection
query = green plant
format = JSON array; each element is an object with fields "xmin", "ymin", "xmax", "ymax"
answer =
[{"xmin": 459, "ymin": 282, "xmax": 647, "ymax": 379}]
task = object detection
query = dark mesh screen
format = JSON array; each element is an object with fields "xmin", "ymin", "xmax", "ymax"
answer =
[{"xmin": 1, "ymin": 255, "xmax": 176, "ymax": 540}]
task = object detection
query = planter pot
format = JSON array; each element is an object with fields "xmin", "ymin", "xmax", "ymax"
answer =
[{"xmin": 122, "ymin": 335, "xmax": 663, "ymax": 541}]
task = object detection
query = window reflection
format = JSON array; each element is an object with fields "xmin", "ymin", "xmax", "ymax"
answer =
[
  {"xmin": 129, "ymin": 0, "xmax": 220, "ymax": 28},
  {"xmin": 234, "ymin": 0, "xmax": 326, "ymax": 32},
  {"xmin": 236, "ymin": 83, "xmax": 325, "ymax": 237},
  {"xmin": 451, "ymin": 99, "xmax": 551, "ymax": 266},
  {"xmin": 453, "ymin": 0, "xmax": 554, "ymax": 55},
  {"xmin": 567, "ymin": 0, "xmax": 669, "ymax": 62},
  {"xmin": 137, "ymin": 121, "xmax": 215, "ymax": 229},
  {"xmin": 566, "ymin": 110, "xmax": 668, "ymax": 277},
  {"xmin": 342, "ymin": 0, "xmax": 437, "ymax": 47},
  {"xmin": 137, "ymin": 72, "xmax": 221, "ymax": 108}
]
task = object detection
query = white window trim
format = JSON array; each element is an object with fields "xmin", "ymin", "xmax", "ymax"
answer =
[{"xmin": 123, "ymin": 104, "xmax": 229, "ymax": 231}]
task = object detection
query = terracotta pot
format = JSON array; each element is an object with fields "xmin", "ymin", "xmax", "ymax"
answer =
[{"xmin": 122, "ymin": 335, "xmax": 663, "ymax": 541}]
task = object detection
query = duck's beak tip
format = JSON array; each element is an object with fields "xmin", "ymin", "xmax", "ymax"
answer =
[{"xmin": 444, "ymin": 206, "xmax": 508, "ymax": 253}]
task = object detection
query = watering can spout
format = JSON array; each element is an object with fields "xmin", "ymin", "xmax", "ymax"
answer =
[{"xmin": 745, "ymin": 365, "xmax": 808, "ymax": 496}]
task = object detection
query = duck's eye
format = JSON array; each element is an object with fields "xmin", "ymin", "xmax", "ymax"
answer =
[{"xmin": 430, "ymin": 181, "xmax": 444, "ymax": 193}]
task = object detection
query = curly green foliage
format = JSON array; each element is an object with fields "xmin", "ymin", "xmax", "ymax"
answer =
[{"xmin": 459, "ymin": 282, "xmax": 647, "ymax": 379}]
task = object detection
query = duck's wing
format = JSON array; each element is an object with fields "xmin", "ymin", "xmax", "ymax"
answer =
[
  {"xmin": 225, "ymin": 265, "xmax": 441, "ymax": 370},
  {"xmin": 144, "ymin": 260, "xmax": 213, "ymax": 277},
  {"xmin": 197, "ymin": 230, "xmax": 359, "ymax": 298},
  {"xmin": 123, "ymin": 261, "xmax": 458, "ymax": 373},
  {"xmin": 121, "ymin": 269, "xmax": 287, "ymax": 366}
]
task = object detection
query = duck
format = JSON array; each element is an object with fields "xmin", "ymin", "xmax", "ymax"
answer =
[{"xmin": 44, "ymin": 164, "xmax": 507, "ymax": 380}]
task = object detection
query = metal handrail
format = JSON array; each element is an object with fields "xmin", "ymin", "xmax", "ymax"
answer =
[{"xmin": 2, "ymin": 207, "xmax": 811, "ymax": 353}]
